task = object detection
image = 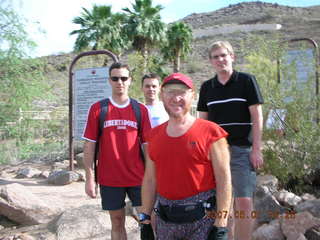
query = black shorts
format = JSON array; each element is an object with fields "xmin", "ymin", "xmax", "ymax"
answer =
[{"xmin": 99, "ymin": 185, "xmax": 142, "ymax": 211}]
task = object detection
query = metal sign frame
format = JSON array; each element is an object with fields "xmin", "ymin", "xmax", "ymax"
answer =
[
  {"xmin": 68, "ymin": 50, "xmax": 119, "ymax": 170},
  {"xmin": 277, "ymin": 38, "xmax": 319, "ymax": 124}
]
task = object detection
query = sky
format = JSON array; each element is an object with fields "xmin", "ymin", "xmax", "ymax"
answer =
[{"xmin": 10, "ymin": 0, "xmax": 320, "ymax": 57}]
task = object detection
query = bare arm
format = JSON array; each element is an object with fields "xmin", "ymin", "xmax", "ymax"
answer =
[
  {"xmin": 83, "ymin": 140, "xmax": 97, "ymax": 198},
  {"xmin": 210, "ymin": 137, "xmax": 232, "ymax": 227},
  {"xmin": 198, "ymin": 111, "xmax": 208, "ymax": 120},
  {"xmin": 141, "ymin": 144, "xmax": 157, "ymax": 222},
  {"xmin": 249, "ymin": 104, "xmax": 263, "ymax": 169}
]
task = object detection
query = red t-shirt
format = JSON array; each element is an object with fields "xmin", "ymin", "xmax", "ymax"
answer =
[
  {"xmin": 83, "ymin": 98, "xmax": 151, "ymax": 187},
  {"xmin": 147, "ymin": 118, "xmax": 228, "ymax": 200}
]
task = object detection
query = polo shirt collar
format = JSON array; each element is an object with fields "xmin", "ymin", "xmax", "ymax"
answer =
[{"xmin": 212, "ymin": 70, "xmax": 238, "ymax": 88}]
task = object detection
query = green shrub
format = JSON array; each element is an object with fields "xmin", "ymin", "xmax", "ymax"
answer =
[{"xmin": 240, "ymin": 35, "xmax": 320, "ymax": 191}]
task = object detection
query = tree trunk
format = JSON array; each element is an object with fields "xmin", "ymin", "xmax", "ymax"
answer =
[
  {"xmin": 173, "ymin": 49, "xmax": 181, "ymax": 73},
  {"xmin": 142, "ymin": 45, "xmax": 148, "ymax": 74}
]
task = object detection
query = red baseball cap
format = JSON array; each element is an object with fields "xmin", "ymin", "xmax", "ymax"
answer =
[{"xmin": 162, "ymin": 73, "xmax": 193, "ymax": 89}]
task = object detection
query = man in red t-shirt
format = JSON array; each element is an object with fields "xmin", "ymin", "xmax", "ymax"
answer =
[
  {"xmin": 139, "ymin": 73, "xmax": 232, "ymax": 240},
  {"xmin": 82, "ymin": 62, "xmax": 151, "ymax": 240}
]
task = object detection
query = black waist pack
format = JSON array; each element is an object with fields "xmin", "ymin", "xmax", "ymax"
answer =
[
  {"xmin": 156, "ymin": 195, "xmax": 216, "ymax": 224},
  {"xmin": 157, "ymin": 202, "xmax": 205, "ymax": 223}
]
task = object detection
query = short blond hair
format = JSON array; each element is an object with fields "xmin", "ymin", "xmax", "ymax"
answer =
[{"xmin": 208, "ymin": 41, "xmax": 234, "ymax": 59}]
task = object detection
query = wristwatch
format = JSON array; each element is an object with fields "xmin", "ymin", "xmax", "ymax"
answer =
[{"xmin": 138, "ymin": 213, "xmax": 151, "ymax": 222}]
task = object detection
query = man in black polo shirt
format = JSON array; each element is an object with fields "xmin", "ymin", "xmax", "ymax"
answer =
[{"xmin": 197, "ymin": 41, "xmax": 264, "ymax": 240}]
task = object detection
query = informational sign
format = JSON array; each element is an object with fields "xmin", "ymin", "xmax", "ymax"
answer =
[
  {"xmin": 281, "ymin": 48, "xmax": 315, "ymax": 102},
  {"xmin": 283, "ymin": 49, "xmax": 315, "ymax": 86},
  {"xmin": 73, "ymin": 67, "xmax": 111, "ymax": 139}
]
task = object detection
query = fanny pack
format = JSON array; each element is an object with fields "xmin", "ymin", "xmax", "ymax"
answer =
[{"xmin": 155, "ymin": 196, "xmax": 216, "ymax": 224}]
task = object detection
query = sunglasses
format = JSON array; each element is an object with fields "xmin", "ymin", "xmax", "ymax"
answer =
[{"xmin": 110, "ymin": 76, "xmax": 129, "ymax": 82}]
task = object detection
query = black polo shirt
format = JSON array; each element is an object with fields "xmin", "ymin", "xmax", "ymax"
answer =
[{"xmin": 197, "ymin": 71, "xmax": 264, "ymax": 146}]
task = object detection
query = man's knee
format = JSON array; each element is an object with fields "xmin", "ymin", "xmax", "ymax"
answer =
[
  {"xmin": 109, "ymin": 210, "xmax": 126, "ymax": 229},
  {"xmin": 234, "ymin": 197, "xmax": 253, "ymax": 210}
]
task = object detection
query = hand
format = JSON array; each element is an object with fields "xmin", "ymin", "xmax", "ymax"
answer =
[
  {"xmin": 140, "ymin": 223, "xmax": 155, "ymax": 240},
  {"xmin": 85, "ymin": 178, "xmax": 97, "ymax": 198},
  {"xmin": 207, "ymin": 225, "xmax": 228, "ymax": 240},
  {"xmin": 250, "ymin": 149, "xmax": 263, "ymax": 169}
]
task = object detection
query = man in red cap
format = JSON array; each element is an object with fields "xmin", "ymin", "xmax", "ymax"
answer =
[{"xmin": 139, "ymin": 73, "xmax": 232, "ymax": 240}]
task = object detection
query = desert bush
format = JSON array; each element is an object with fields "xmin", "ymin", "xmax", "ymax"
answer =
[
  {"xmin": 0, "ymin": 3, "xmax": 60, "ymax": 164},
  {"xmin": 240, "ymin": 35, "xmax": 320, "ymax": 191}
]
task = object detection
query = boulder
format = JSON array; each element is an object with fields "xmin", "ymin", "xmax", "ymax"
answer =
[
  {"xmin": 257, "ymin": 174, "xmax": 279, "ymax": 193},
  {"xmin": 275, "ymin": 189, "xmax": 302, "ymax": 207},
  {"xmin": 252, "ymin": 219, "xmax": 285, "ymax": 240},
  {"xmin": 47, "ymin": 170, "xmax": 81, "ymax": 185},
  {"xmin": 305, "ymin": 226, "xmax": 320, "ymax": 240},
  {"xmin": 301, "ymin": 193, "xmax": 317, "ymax": 202},
  {"xmin": 15, "ymin": 168, "xmax": 42, "ymax": 179},
  {"xmin": 52, "ymin": 204, "xmax": 140, "ymax": 240},
  {"xmin": 281, "ymin": 211, "xmax": 320, "ymax": 240},
  {"xmin": 0, "ymin": 183, "xmax": 57, "ymax": 225},
  {"xmin": 296, "ymin": 199, "xmax": 320, "ymax": 218},
  {"xmin": 254, "ymin": 186, "xmax": 285, "ymax": 224}
]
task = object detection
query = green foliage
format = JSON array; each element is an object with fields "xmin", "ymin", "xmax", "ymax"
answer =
[
  {"xmin": 0, "ymin": 112, "xmax": 68, "ymax": 164},
  {"xmin": 70, "ymin": 0, "xmax": 167, "ymax": 73},
  {"xmin": 240, "ymin": 35, "xmax": 320, "ymax": 190},
  {"xmin": 0, "ymin": 2, "xmax": 36, "ymax": 57},
  {"xmin": 70, "ymin": 4, "xmax": 129, "ymax": 56},
  {"xmin": 162, "ymin": 22, "xmax": 193, "ymax": 72},
  {"xmin": 123, "ymin": 0, "xmax": 166, "ymax": 52},
  {"xmin": 0, "ymin": 139, "xmax": 18, "ymax": 164},
  {"xmin": 0, "ymin": 3, "xmax": 58, "ymax": 164},
  {"xmin": 0, "ymin": 4, "xmax": 51, "ymax": 124},
  {"xmin": 123, "ymin": 0, "xmax": 167, "ymax": 73}
]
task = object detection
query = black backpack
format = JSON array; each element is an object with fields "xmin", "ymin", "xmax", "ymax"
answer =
[{"xmin": 94, "ymin": 98, "xmax": 143, "ymax": 183}]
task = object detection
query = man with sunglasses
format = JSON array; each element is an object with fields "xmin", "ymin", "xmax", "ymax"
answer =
[
  {"xmin": 82, "ymin": 62, "xmax": 151, "ymax": 240},
  {"xmin": 140, "ymin": 73, "xmax": 232, "ymax": 240},
  {"xmin": 197, "ymin": 41, "xmax": 264, "ymax": 240}
]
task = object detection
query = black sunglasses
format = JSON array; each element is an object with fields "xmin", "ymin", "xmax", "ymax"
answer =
[{"xmin": 110, "ymin": 76, "xmax": 129, "ymax": 82}]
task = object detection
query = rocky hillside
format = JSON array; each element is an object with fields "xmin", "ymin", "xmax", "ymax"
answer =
[
  {"xmin": 183, "ymin": 1, "xmax": 320, "ymax": 34},
  {"xmin": 181, "ymin": 1, "xmax": 320, "ymax": 84},
  {"xmin": 42, "ymin": 1, "xmax": 320, "ymax": 106}
]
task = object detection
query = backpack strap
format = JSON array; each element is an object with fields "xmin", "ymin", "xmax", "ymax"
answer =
[
  {"xmin": 130, "ymin": 98, "xmax": 145, "ymax": 163},
  {"xmin": 130, "ymin": 98, "xmax": 141, "ymax": 131},
  {"xmin": 94, "ymin": 98, "xmax": 109, "ymax": 183},
  {"xmin": 99, "ymin": 98, "xmax": 109, "ymax": 136}
]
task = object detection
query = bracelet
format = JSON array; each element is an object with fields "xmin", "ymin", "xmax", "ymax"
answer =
[{"xmin": 138, "ymin": 213, "xmax": 151, "ymax": 222}]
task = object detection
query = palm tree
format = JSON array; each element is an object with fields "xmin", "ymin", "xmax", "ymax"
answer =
[
  {"xmin": 122, "ymin": 0, "xmax": 166, "ymax": 72},
  {"xmin": 70, "ymin": 5, "xmax": 128, "ymax": 57},
  {"xmin": 162, "ymin": 22, "xmax": 193, "ymax": 72}
]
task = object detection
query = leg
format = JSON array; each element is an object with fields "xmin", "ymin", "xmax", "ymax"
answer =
[
  {"xmin": 227, "ymin": 197, "xmax": 235, "ymax": 240},
  {"xmin": 229, "ymin": 146, "xmax": 256, "ymax": 240},
  {"xmin": 100, "ymin": 185, "xmax": 127, "ymax": 240},
  {"xmin": 234, "ymin": 197, "xmax": 254, "ymax": 240},
  {"xmin": 109, "ymin": 209, "xmax": 127, "ymax": 240},
  {"xmin": 127, "ymin": 186, "xmax": 142, "ymax": 222}
]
